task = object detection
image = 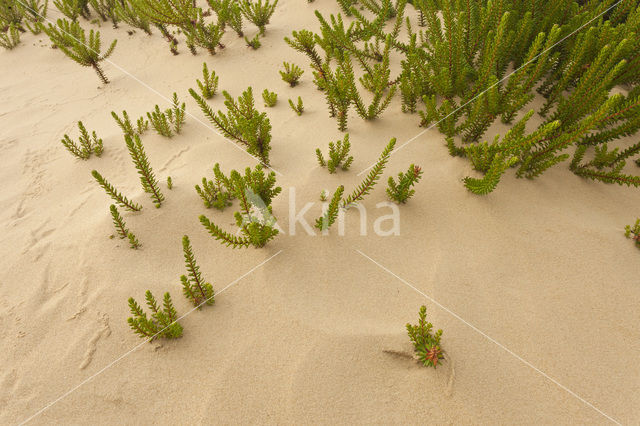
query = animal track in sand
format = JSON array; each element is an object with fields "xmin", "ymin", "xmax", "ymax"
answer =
[
  {"xmin": 22, "ymin": 147, "xmax": 57, "ymax": 199},
  {"xmin": 159, "ymin": 146, "xmax": 191, "ymax": 172},
  {"xmin": 79, "ymin": 312, "xmax": 111, "ymax": 370},
  {"xmin": 21, "ymin": 219, "xmax": 55, "ymax": 260}
]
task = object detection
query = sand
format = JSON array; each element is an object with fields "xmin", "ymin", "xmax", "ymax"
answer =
[{"xmin": 1, "ymin": 1, "xmax": 639, "ymax": 424}]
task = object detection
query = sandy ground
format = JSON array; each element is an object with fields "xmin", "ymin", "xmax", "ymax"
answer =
[{"xmin": 1, "ymin": 1, "xmax": 639, "ymax": 424}]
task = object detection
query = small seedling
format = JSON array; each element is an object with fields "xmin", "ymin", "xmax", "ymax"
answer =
[
  {"xmin": 109, "ymin": 204, "xmax": 130, "ymax": 239},
  {"xmin": 625, "ymin": 218, "xmax": 640, "ymax": 248},
  {"xmin": 196, "ymin": 62, "xmax": 219, "ymax": 99},
  {"xmin": 239, "ymin": 0, "xmax": 278, "ymax": 35},
  {"xmin": 61, "ymin": 121, "xmax": 103, "ymax": 159},
  {"xmin": 406, "ymin": 305, "xmax": 443, "ymax": 368},
  {"xmin": 128, "ymin": 231, "xmax": 141, "ymax": 249},
  {"xmin": 319, "ymin": 189, "xmax": 328, "ymax": 201},
  {"xmin": 127, "ymin": 291, "xmax": 182, "ymax": 340},
  {"xmin": 387, "ymin": 164, "xmax": 423, "ymax": 203},
  {"xmin": 316, "ymin": 134, "xmax": 353, "ymax": 173},
  {"xmin": 245, "ymin": 33, "xmax": 261, "ymax": 49},
  {"xmin": 167, "ymin": 176, "xmax": 173, "ymax": 189},
  {"xmin": 146, "ymin": 93, "xmax": 185, "ymax": 137},
  {"xmin": 180, "ymin": 235, "xmax": 214, "ymax": 307},
  {"xmin": 262, "ymin": 89, "xmax": 277, "ymax": 107},
  {"xmin": 288, "ymin": 96, "xmax": 304, "ymax": 115},
  {"xmin": 280, "ymin": 61, "xmax": 303, "ymax": 86}
]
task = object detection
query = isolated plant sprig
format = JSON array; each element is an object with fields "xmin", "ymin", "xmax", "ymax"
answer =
[
  {"xmin": 92, "ymin": 170, "xmax": 142, "ymax": 211},
  {"xmin": 196, "ymin": 62, "xmax": 218, "ymax": 99},
  {"xmin": 239, "ymin": 0, "xmax": 277, "ymax": 35},
  {"xmin": 262, "ymin": 89, "xmax": 277, "ymax": 107},
  {"xmin": 146, "ymin": 93, "xmax": 185, "ymax": 137},
  {"xmin": 315, "ymin": 185, "xmax": 344, "ymax": 231},
  {"xmin": 109, "ymin": 204, "xmax": 141, "ymax": 248},
  {"xmin": 280, "ymin": 61, "xmax": 303, "ymax": 86},
  {"xmin": 112, "ymin": 110, "xmax": 148, "ymax": 136},
  {"xmin": 125, "ymin": 134, "xmax": 164, "ymax": 207},
  {"xmin": 387, "ymin": 164, "xmax": 422, "ymax": 203},
  {"xmin": 316, "ymin": 133, "xmax": 353, "ymax": 173},
  {"xmin": 244, "ymin": 33, "xmax": 261, "ymax": 49},
  {"xmin": 342, "ymin": 137, "xmax": 395, "ymax": 208},
  {"xmin": 406, "ymin": 305, "xmax": 443, "ymax": 368},
  {"xmin": 288, "ymin": 96, "xmax": 304, "ymax": 115},
  {"xmin": 180, "ymin": 235, "xmax": 215, "ymax": 307},
  {"xmin": 61, "ymin": 121, "xmax": 103, "ymax": 159},
  {"xmin": 625, "ymin": 218, "xmax": 640, "ymax": 249},
  {"xmin": 127, "ymin": 291, "xmax": 183, "ymax": 340}
]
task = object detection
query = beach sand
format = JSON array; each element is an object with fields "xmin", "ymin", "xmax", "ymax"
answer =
[{"xmin": 1, "ymin": 1, "xmax": 639, "ymax": 424}]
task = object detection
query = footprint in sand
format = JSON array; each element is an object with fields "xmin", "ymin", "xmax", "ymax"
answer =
[{"xmin": 79, "ymin": 312, "xmax": 111, "ymax": 370}]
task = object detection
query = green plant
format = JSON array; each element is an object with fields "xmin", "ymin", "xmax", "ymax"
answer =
[
  {"xmin": 244, "ymin": 32, "xmax": 260, "ymax": 49},
  {"xmin": 315, "ymin": 185, "xmax": 344, "ymax": 231},
  {"xmin": 625, "ymin": 218, "xmax": 640, "ymax": 248},
  {"xmin": 111, "ymin": 110, "xmax": 148, "ymax": 136},
  {"xmin": 0, "ymin": 23, "xmax": 20, "ymax": 49},
  {"xmin": 196, "ymin": 62, "xmax": 218, "ymax": 99},
  {"xmin": 61, "ymin": 121, "xmax": 103, "ymax": 159},
  {"xmin": 195, "ymin": 163, "xmax": 234, "ymax": 209},
  {"xmin": 166, "ymin": 176, "xmax": 173, "ymax": 189},
  {"xmin": 262, "ymin": 89, "xmax": 277, "ymax": 107},
  {"xmin": 127, "ymin": 291, "xmax": 183, "ymax": 340},
  {"xmin": 42, "ymin": 19, "xmax": 116, "ymax": 84},
  {"xmin": 288, "ymin": 96, "xmax": 304, "ymax": 115},
  {"xmin": 342, "ymin": 137, "xmax": 395, "ymax": 208},
  {"xmin": 52, "ymin": 0, "xmax": 89, "ymax": 20},
  {"xmin": 239, "ymin": 0, "xmax": 277, "ymax": 35},
  {"xmin": 279, "ymin": 61, "xmax": 303, "ymax": 86},
  {"xmin": 406, "ymin": 305, "xmax": 443, "ymax": 368},
  {"xmin": 146, "ymin": 92, "xmax": 185, "ymax": 137},
  {"xmin": 200, "ymin": 165, "xmax": 280, "ymax": 248},
  {"xmin": 180, "ymin": 235, "xmax": 214, "ymax": 307},
  {"xmin": 209, "ymin": 0, "xmax": 243, "ymax": 37},
  {"xmin": 125, "ymin": 134, "xmax": 164, "ymax": 207},
  {"xmin": 127, "ymin": 231, "xmax": 141, "ymax": 248},
  {"xmin": 90, "ymin": 0, "xmax": 119, "ymax": 27},
  {"xmin": 319, "ymin": 189, "xmax": 327, "ymax": 201},
  {"xmin": 316, "ymin": 134, "xmax": 353, "ymax": 173},
  {"xmin": 190, "ymin": 86, "xmax": 273, "ymax": 166},
  {"xmin": 387, "ymin": 164, "xmax": 422, "ymax": 203},
  {"xmin": 109, "ymin": 204, "xmax": 130, "ymax": 239},
  {"xmin": 20, "ymin": 0, "xmax": 49, "ymax": 34},
  {"xmin": 92, "ymin": 170, "xmax": 143, "ymax": 211},
  {"xmin": 114, "ymin": 0, "xmax": 152, "ymax": 35}
]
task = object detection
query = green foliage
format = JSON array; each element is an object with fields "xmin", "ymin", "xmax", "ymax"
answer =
[
  {"xmin": 21, "ymin": 0, "xmax": 49, "ymax": 34},
  {"xmin": 319, "ymin": 189, "xmax": 328, "ymax": 201},
  {"xmin": 111, "ymin": 110, "xmax": 148, "ymax": 136},
  {"xmin": 195, "ymin": 162, "xmax": 234, "ymax": 210},
  {"xmin": 570, "ymin": 143, "xmax": 640, "ymax": 188},
  {"xmin": 262, "ymin": 89, "xmax": 277, "ymax": 107},
  {"xmin": 61, "ymin": 121, "xmax": 103, "ymax": 159},
  {"xmin": 127, "ymin": 231, "xmax": 141, "ymax": 248},
  {"xmin": 127, "ymin": 291, "xmax": 182, "ymax": 340},
  {"xmin": 244, "ymin": 32, "xmax": 260, "ymax": 49},
  {"xmin": 109, "ymin": 204, "xmax": 129, "ymax": 239},
  {"xmin": 342, "ymin": 137, "xmax": 395, "ymax": 208},
  {"xmin": 90, "ymin": 0, "xmax": 119, "ymax": 27},
  {"xmin": 279, "ymin": 61, "xmax": 303, "ymax": 86},
  {"xmin": 114, "ymin": 0, "xmax": 152, "ymax": 34},
  {"xmin": 239, "ymin": 0, "xmax": 277, "ymax": 35},
  {"xmin": 624, "ymin": 219, "xmax": 640, "ymax": 249},
  {"xmin": 166, "ymin": 176, "xmax": 173, "ymax": 189},
  {"xmin": 200, "ymin": 164, "xmax": 280, "ymax": 248},
  {"xmin": 463, "ymin": 154, "xmax": 518, "ymax": 195},
  {"xmin": 288, "ymin": 96, "xmax": 304, "ymax": 115},
  {"xmin": 0, "ymin": 23, "xmax": 20, "ymax": 49},
  {"xmin": 387, "ymin": 164, "xmax": 422, "ymax": 203},
  {"xmin": 196, "ymin": 62, "xmax": 218, "ymax": 99},
  {"xmin": 189, "ymin": 86, "xmax": 272, "ymax": 166},
  {"xmin": 92, "ymin": 169, "xmax": 143, "ymax": 211},
  {"xmin": 315, "ymin": 185, "xmax": 344, "ymax": 231},
  {"xmin": 406, "ymin": 305, "xmax": 444, "ymax": 368},
  {"xmin": 146, "ymin": 92, "xmax": 185, "ymax": 137},
  {"xmin": 124, "ymin": 134, "xmax": 165, "ymax": 207},
  {"xmin": 180, "ymin": 235, "xmax": 214, "ymax": 306},
  {"xmin": 52, "ymin": 0, "xmax": 89, "ymax": 21},
  {"xmin": 316, "ymin": 133, "xmax": 353, "ymax": 173},
  {"xmin": 209, "ymin": 0, "xmax": 243, "ymax": 37},
  {"xmin": 42, "ymin": 19, "xmax": 116, "ymax": 84}
]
